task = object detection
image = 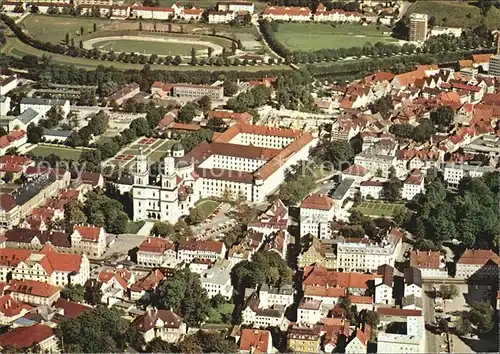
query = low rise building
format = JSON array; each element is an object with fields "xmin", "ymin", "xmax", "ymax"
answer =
[
  {"xmin": 132, "ymin": 308, "xmax": 187, "ymax": 344},
  {"xmin": 259, "ymin": 283, "xmax": 294, "ymax": 308},
  {"xmin": 5, "ymin": 280, "xmax": 60, "ymax": 306},
  {"xmin": 298, "ymin": 237, "xmax": 336, "ymax": 269},
  {"xmin": 287, "ymin": 325, "xmax": 321, "ymax": 353},
  {"xmin": 359, "ymin": 179, "xmax": 386, "ymax": 200},
  {"xmin": 151, "ymin": 81, "xmax": 224, "ymax": 100},
  {"xmin": 345, "ymin": 325, "xmax": 371, "ymax": 353},
  {"xmin": 0, "ymin": 75, "xmax": 18, "ymax": 96},
  {"xmin": 208, "ymin": 10, "xmax": 235, "ymax": 23},
  {"xmin": 177, "ymin": 240, "xmax": 226, "ymax": 262},
  {"xmin": 262, "ymin": 6, "xmax": 311, "ymax": 22},
  {"xmin": 409, "ymin": 250, "xmax": 447, "ymax": 278},
  {"xmin": 130, "ymin": 269, "xmax": 165, "ymax": 301},
  {"xmin": 374, "ymin": 264, "xmax": 394, "ymax": 305},
  {"xmin": 70, "ymin": 225, "xmax": 107, "ymax": 257},
  {"xmin": 217, "ymin": 1, "xmax": 254, "ymax": 13},
  {"xmin": 377, "ymin": 313, "xmax": 425, "ymax": 353},
  {"xmin": 456, "ymin": 249, "xmax": 499, "ymax": 280},
  {"xmin": 199, "ymin": 260, "xmax": 233, "ymax": 299},
  {"xmin": 404, "ymin": 267, "xmax": 422, "ymax": 298},
  {"xmin": 20, "ymin": 97, "xmax": 70, "ymax": 119},
  {"xmin": 297, "ymin": 297, "xmax": 322, "ymax": 325},
  {"xmin": 402, "ymin": 170, "xmax": 424, "ymax": 201},
  {"xmin": 131, "ymin": 6, "xmax": 174, "ymax": 19},
  {"xmin": 242, "ymin": 293, "xmax": 286, "ymax": 329},
  {"xmin": 0, "ymin": 295, "xmax": 32, "ymax": 325},
  {"xmin": 443, "ymin": 162, "xmax": 494, "ymax": 187},
  {"xmin": 239, "ymin": 329, "xmax": 273, "ymax": 354},
  {"xmin": 0, "ymin": 323, "xmax": 59, "ymax": 353},
  {"xmin": 314, "ymin": 4, "xmax": 361, "ymax": 23},
  {"xmin": 108, "ymin": 83, "xmax": 140, "ymax": 105},
  {"xmin": 137, "ymin": 237, "xmax": 177, "ymax": 268}
]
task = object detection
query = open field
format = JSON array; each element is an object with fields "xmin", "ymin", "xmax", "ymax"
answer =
[
  {"xmin": 354, "ymin": 201, "xmax": 406, "ymax": 217},
  {"xmin": 21, "ymin": 15, "xmax": 112, "ymax": 44},
  {"xmin": 275, "ymin": 23, "xmax": 399, "ymax": 51},
  {"xmin": 28, "ymin": 144, "xmax": 94, "ymax": 160},
  {"xmin": 195, "ymin": 199, "xmax": 220, "ymax": 218},
  {"xmin": 90, "ymin": 38, "xmax": 209, "ymax": 56},
  {"xmin": 408, "ymin": 1, "xmax": 500, "ymax": 30}
]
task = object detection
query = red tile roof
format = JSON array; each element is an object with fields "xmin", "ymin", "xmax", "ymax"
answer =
[
  {"xmin": 178, "ymin": 240, "xmax": 224, "ymax": 253},
  {"xmin": 0, "ymin": 295, "xmax": 31, "ymax": 317},
  {"xmin": 457, "ymin": 249, "xmax": 499, "ymax": 265},
  {"xmin": 342, "ymin": 164, "xmax": 368, "ymax": 176},
  {"xmin": 0, "ymin": 194, "xmax": 16, "ymax": 212},
  {"xmin": 73, "ymin": 225, "xmax": 102, "ymax": 242},
  {"xmin": 239, "ymin": 329, "xmax": 271, "ymax": 353},
  {"xmin": 130, "ymin": 269, "xmax": 164, "ymax": 293},
  {"xmin": 303, "ymin": 264, "xmax": 379, "ymax": 289},
  {"xmin": 304, "ymin": 285, "xmax": 346, "ymax": 298},
  {"xmin": 6, "ymin": 280, "xmax": 59, "ymax": 298},
  {"xmin": 301, "ymin": 194, "xmax": 334, "ymax": 211},
  {"xmin": 376, "ymin": 308, "xmax": 422, "ymax": 316},
  {"xmin": 139, "ymin": 237, "xmax": 175, "ymax": 253},
  {"xmin": 410, "ymin": 250, "xmax": 441, "ymax": 269},
  {"xmin": 263, "ymin": 5, "xmax": 311, "ymax": 16},
  {"xmin": 54, "ymin": 298, "xmax": 92, "ymax": 318},
  {"xmin": 0, "ymin": 246, "xmax": 82, "ymax": 274},
  {"xmin": 0, "ymin": 324, "xmax": 54, "ymax": 349}
]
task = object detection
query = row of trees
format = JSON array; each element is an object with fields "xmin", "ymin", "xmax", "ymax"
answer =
[{"xmin": 227, "ymin": 85, "xmax": 272, "ymax": 113}]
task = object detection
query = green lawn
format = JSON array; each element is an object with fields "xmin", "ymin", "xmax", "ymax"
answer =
[
  {"xmin": 408, "ymin": 1, "xmax": 500, "ymax": 30},
  {"xmin": 354, "ymin": 201, "xmax": 406, "ymax": 217},
  {"xmin": 207, "ymin": 303, "xmax": 234, "ymax": 324},
  {"xmin": 29, "ymin": 144, "xmax": 94, "ymax": 160},
  {"xmin": 195, "ymin": 199, "xmax": 220, "ymax": 217},
  {"xmin": 91, "ymin": 38, "xmax": 209, "ymax": 56},
  {"xmin": 21, "ymin": 14, "xmax": 112, "ymax": 44},
  {"xmin": 127, "ymin": 220, "xmax": 145, "ymax": 234},
  {"xmin": 275, "ymin": 23, "xmax": 398, "ymax": 51}
]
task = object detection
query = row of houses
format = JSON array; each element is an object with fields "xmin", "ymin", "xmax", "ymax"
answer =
[{"xmin": 262, "ymin": 4, "xmax": 362, "ymax": 23}]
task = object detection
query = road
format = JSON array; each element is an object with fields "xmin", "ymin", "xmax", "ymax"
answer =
[{"xmin": 423, "ymin": 284, "xmax": 439, "ymax": 353}]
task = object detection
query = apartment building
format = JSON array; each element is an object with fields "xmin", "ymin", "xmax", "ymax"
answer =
[
  {"xmin": 217, "ymin": 1, "xmax": 254, "ymax": 13},
  {"xmin": 377, "ymin": 312, "xmax": 425, "ymax": 353},
  {"xmin": 177, "ymin": 240, "xmax": 226, "ymax": 262},
  {"xmin": 137, "ymin": 237, "xmax": 176, "ymax": 267},
  {"xmin": 409, "ymin": 13, "xmax": 428, "ymax": 42},
  {"xmin": 287, "ymin": 325, "xmax": 321, "ymax": 354},
  {"xmin": 335, "ymin": 228, "xmax": 403, "ymax": 272},
  {"xmin": 300, "ymin": 194, "xmax": 335, "ymax": 238},
  {"xmin": 5, "ymin": 280, "xmax": 60, "ymax": 306},
  {"xmin": 0, "ymin": 75, "xmax": 18, "ymax": 96},
  {"xmin": 0, "ymin": 324, "xmax": 59, "ymax": 353},
  {"xmin": 108, "ymin": 83, "xmax": 140, "ymax": 105},
  {"xmin": 409, "ymin": 250, "xmax": 447, "ymax": 278},
  {"xmin": 456, "ymin": 249, "xmax": 499, "ymax": 280},
  {"xmin": 242, "ymin": 293, "xmax": 286, "ymax": 329},
  {"xmin": 208, "ymin": 10, "xmax": 235, "ymax": 23},
  {"xmin": 402, "ymin": 170, "xmax": 425, "ymax": 201},
  {"xmin": 239, "ymin": 329, "xmax": 273, "ymax": 354},
  {"xmin": 70, "ymin": 225, "xmax": 107, "ymax": 257},
  {"xmin": 262, "ymin": 6, "xmax": 311, "ymax": 22},
  {"xmin": 259, "ymin": 284, "xmax": 294, "ymax": 308},
  {"xmin": 443, "ymin": 162, "xmax": 494, "ymax": 187},
  {"xmin": 0, "ymin": 245, "xmax": 90, "ymax": 286},
  {"xmin": 314, "ymin": 3, "xmax": 361, "ymax": 22},
  {"xmin": 131, "ymin": 6, "xmax": 174, "ymax": 19},
  {"xmin": 199, "ymin": 260, "xmax": 233, "ymax": 299}
]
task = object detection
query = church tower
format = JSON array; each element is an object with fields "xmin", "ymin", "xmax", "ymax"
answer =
[
  {"xmin": 159, "ymin": 152, "xmax": 180, "ymax": 221},
  {"xmin": 133, "ymin": 149, "xmax": 149, "ymax": 186}
]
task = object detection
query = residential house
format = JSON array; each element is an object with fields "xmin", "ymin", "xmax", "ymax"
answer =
[
  {"xmin": 0, "ymin": 294, "xmax": 32, "ymax": 325},
  {"xmin": 403, "ymin": 267, "xmax": 422, "ymax": 298},
  {"xmin": 297, "ymin": 297, "xmax": 323, "ymax": 325},
  {"xmin": 177, "ymin": 240, "xmax": 226, "ymax": 262},
  {"xmin": 402, "ymin": 169, "xmax": 424, "ymax": 201},
  {"xmin": 132, "ymin": 308, "xmax": 187, "ymax": 343},
  {"xmin": 199, "ymin": 260, "xmax": 233, "ymax": 299},
  {"xmin": 130, "ymin": 269, "xmax": 165, "ymax": 301},
  {"xmin": 374, "ymin": 264, "xmax": 394, "ymax": 305},
  {"xmin": 298, "ymin": 237, "xmax": 336, "ymax": 269},
  {"xmin": 262, "ymin": 6, "xmax": 311, "ymax": 21},
  {"xmin": 287, "ymin": 325, "xmax": 321, "ymax": 353},
  {"xmin": 241, "ymin": 293, "xmax": 286, "ymax": 329},
  {"xmin": 108, "ymin": 83, "xmax": 140, "ymax": 106},
  {"xmin": 359, "ymin": 179, "xmax": 386, "ymax": 200},
  {"xmin": 345, "ymin": 325, "xmax": 371, "ymax": 353},
  {"xmin": 259, "ymin": 284, "xmax": 294, "ymax": 308}
]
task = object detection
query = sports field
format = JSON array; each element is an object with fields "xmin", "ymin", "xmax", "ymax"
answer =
[
  {"xmin": 21, "ymin": 15, "xmax": 112, "ymax": 43},
  {"xmin": 354, "ymin": 201, "xmax": 406, "ymax": 217},
  {"xmin": 275, "ymin": 23, "xmax": 399, "ymax": 51},
  {"xmin": 90, "ymin": 38, "xmax": 209, "ymax": 56},
  {"xmin": 29, "ymin": 144, "xmax": 94, "ymax": 160},
  {"xmin": 408, "ymin": 1, "xmax": 500, "ymax": 30}
]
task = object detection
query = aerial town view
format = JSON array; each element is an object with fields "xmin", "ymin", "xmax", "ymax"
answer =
[{"xmin": 0, "ymin": 0, "xmax": 500, "ymax": 352}]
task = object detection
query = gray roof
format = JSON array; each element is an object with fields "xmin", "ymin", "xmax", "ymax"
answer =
[
  {"xmin": 260, "ymin": 283, "xmax": 293, "ymax": 295},
  {"xmin": 43, "ymin": 129, "xmax": 72, "ymax": 138},
  {"xmin": 443, "ymin": 162, "xmax": 494, "ymax": 173},
  {"xmin": 12, "ymin": 173, "xmax": 57, "ymax": 207},
  {"xmin": 21, "ymin": 97, "xmax": 68, "ymax": 106},
  {"xmin": 404, "ymin": 267, "xmax": 422, "ymax": 287},
  {"xmin": 171, "ymin": 142, "xmax": 184, "ymax": 152},
  {"xmin": 17, "ymin": 108, "xmax": 40, "ymax": 125},
  {"xmin": 331, "ymin": 178, "xmax": 355, "ymax": 200}
]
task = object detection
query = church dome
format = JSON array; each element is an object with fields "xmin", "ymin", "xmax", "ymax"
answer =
[
  {"xmin": 171, "ymin": 142, "xmax": 184, "ymax": 152},
  {"xmin": 154, "ymin": 317, "xmax": 164, "ymax": 328}
]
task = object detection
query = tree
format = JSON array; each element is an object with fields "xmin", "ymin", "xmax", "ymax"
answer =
[
  {"xmin": 431, "ymin": 106, "xmax": 454, "ymax": 130},
  {"xmin": 155, "ymin": 268, "xmax": 209, "ymax": 327},
  {"xmin": 223, "ymin": 79, "xmax": 238, "ymax": 96},
  {"xmin": 177, "ymin": 102, "xmax": 197, "ymax": 123},
  {"xmin": 151, "ymin": 221, "xmax": 174, "ymax": 237},
  {"xmin": 198, "ymin": 95, "xmax": 211, "ymax": 113},
  {"xmin": 56, "ymin": 307, "xmax": 130, "ymax": 352},
  {"xmin": 93, "ymin": 23, "xmax": 97, "ymax": 32},
  {"xmin": 362, "ymin": 310, "xmax": 380, "ymax": 327},
  {"xmin": 145, "ymin": 338, "xmax": 173, "ymax": 353},
  {"xmin": 469, "ymin": 301, "xmax": 494, "ymax": 334},
  {"xmin": 64, "ymin": 200, "xmax": 87, "ymax": 232},
  {"xmin": 139, "ymin": 22, "xmax": 143, "ymax": 31},
  {"xmin": 2, "ymin": 171, "xmax": 14, "ymax": 183},
  {"xmin": 455, "ymin": 317, "xmax": 473, "ymax": 336},
  {"xmin": 190, "ymin": 47, "xmax": 197, "ymax": 65},
  {"xmin": 61, "ymin": 284, "xmax": 85, "ymax": 303},
  {"xmin": 80, "ymin": 26, "xmax": 84, "ymax": 35},
  {"xmin": 383, "ymin": 166, "xmax": 402, "ymax": 202},
  {"xmin": 439, "ymin": 284, "xmax": 459, "ymax": 300},
  {"xmin": 65, "ymin": 33, "xmax": 70, "ymax": 45},
  {"xmin": 206, "ymin": 117, "xmax": 226, "ymax": 131},
  {"xmin": 188, "ymin": 207, "xmax": 205, "ymax": 225},
  {"xmin": 310, "ymin": 140, "xmax": 354, "ymax": 170},
  {"xmin": 389, "ymin": 123, "xmax": 413, "ymax": 139},
  {"xmin": 438, "ymin": 318, "xmax": 449, "ymax": 334}
]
